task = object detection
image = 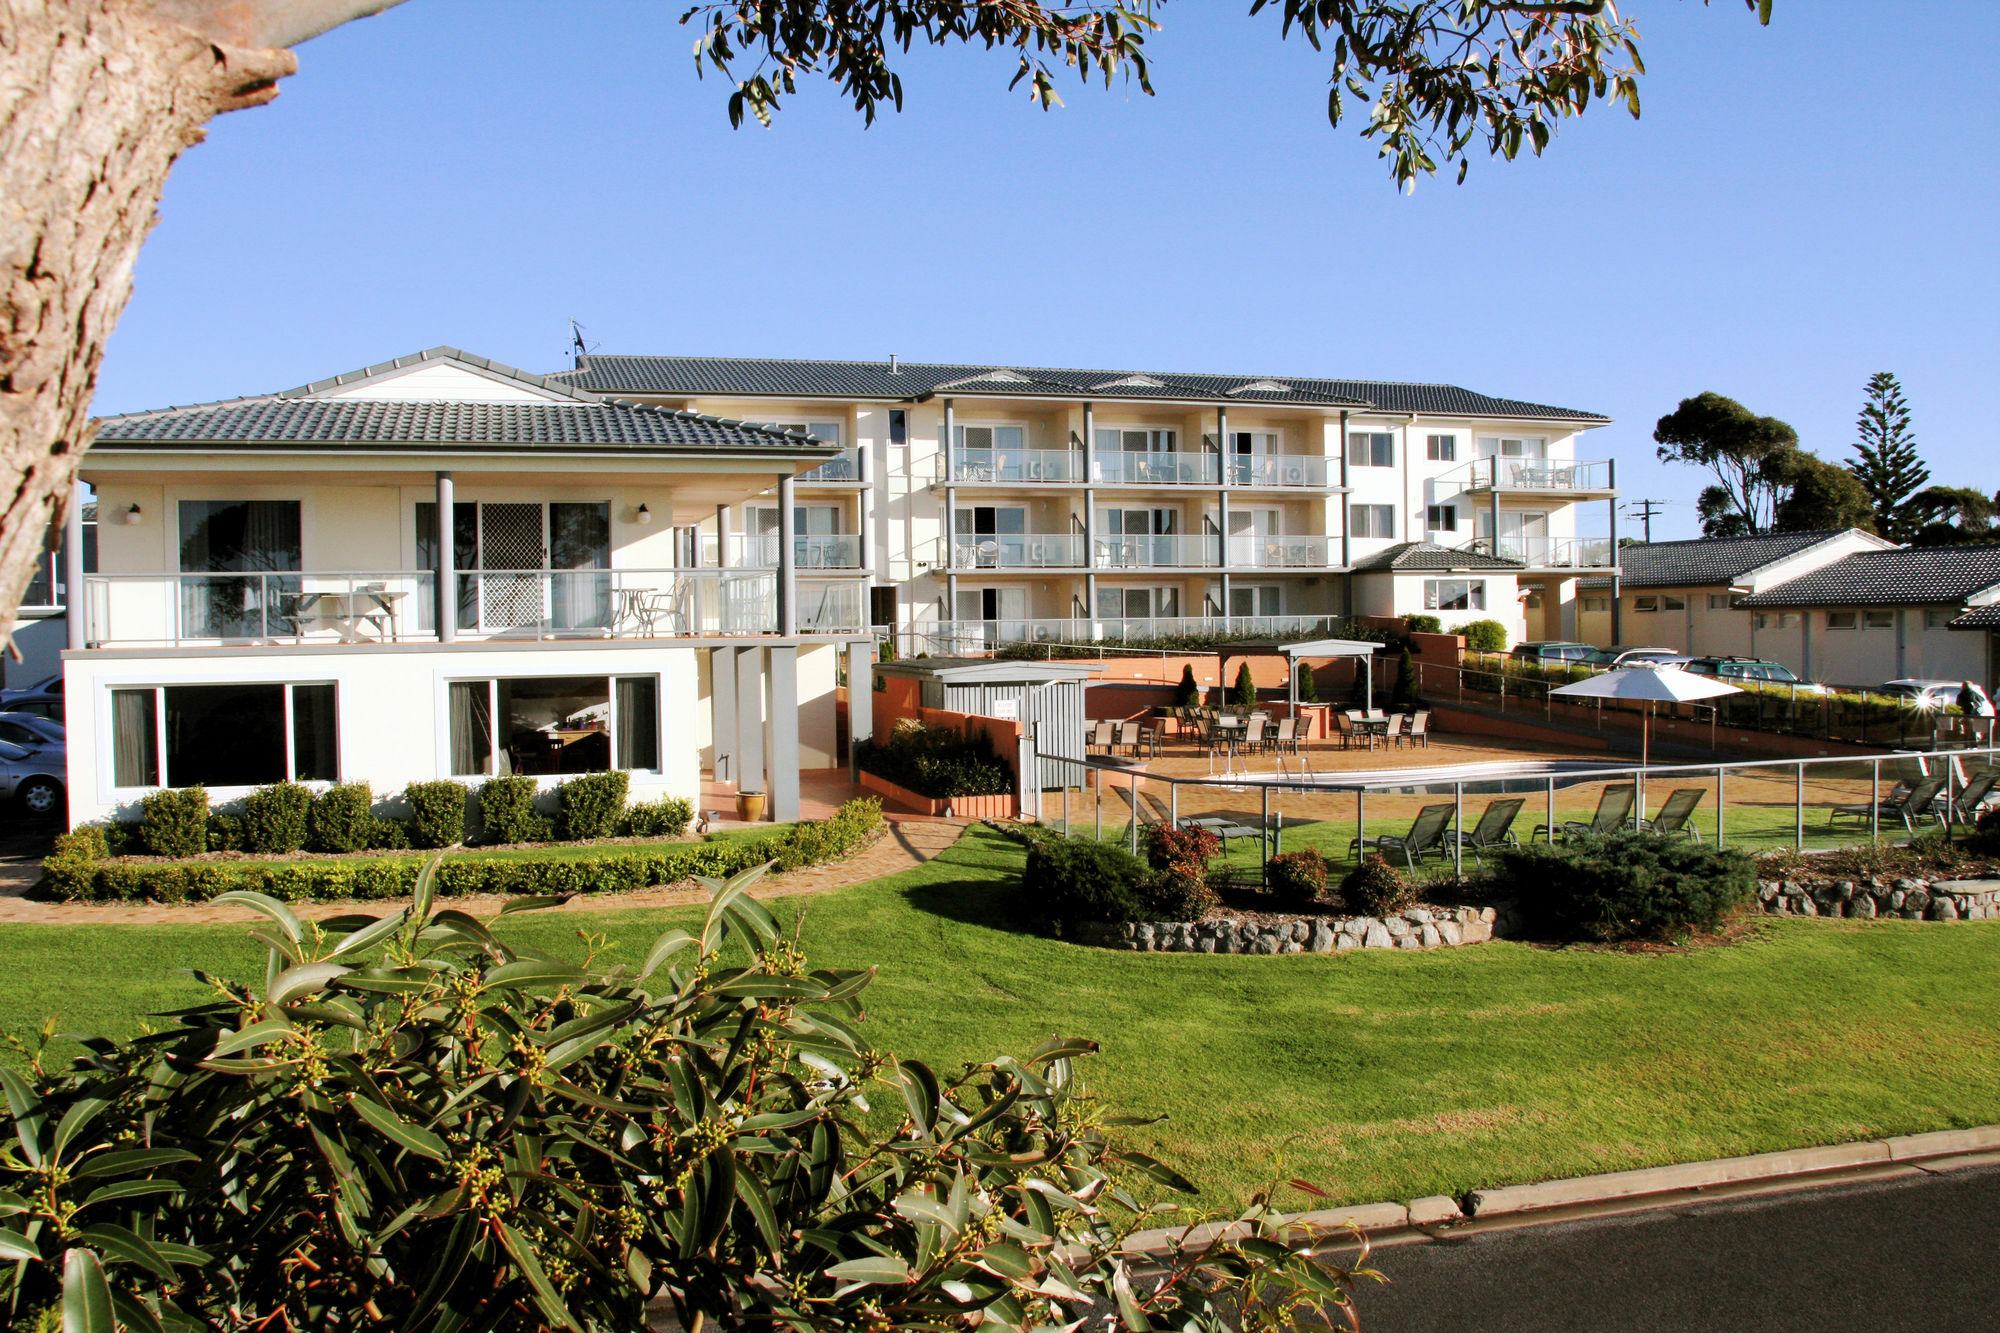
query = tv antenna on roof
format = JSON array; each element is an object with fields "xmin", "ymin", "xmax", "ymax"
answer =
[{"xmin": 567, "ymin": 319, "xmax": 599, "ymax": 366}]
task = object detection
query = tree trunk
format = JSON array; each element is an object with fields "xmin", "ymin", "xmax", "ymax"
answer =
[{"xmin": 0, "ymin": 1, "xmax": 293, "ymax": 647}]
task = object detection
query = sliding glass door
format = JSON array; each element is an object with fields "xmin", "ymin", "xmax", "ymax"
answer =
[
  {"xmin": 178, "ymin": 500, "xmax": 302, "ymax": 639},
  {"xmin": 416, "ymin": 501, "xmax": 611, "ymax": 634}
]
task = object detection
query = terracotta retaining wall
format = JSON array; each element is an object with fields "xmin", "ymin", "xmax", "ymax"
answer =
[{"xmin": 856, "ymin": 771, "xmax": 1017, "ymax": 819}]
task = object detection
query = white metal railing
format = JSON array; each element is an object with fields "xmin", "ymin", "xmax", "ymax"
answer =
[
  {"xmin": 704, "ymin": 534, "xmax": 864, "ymax": 570},
  {"xmin": 1460, "ymin": 457, "xmax": 1614, "ymax": 492},
  {"xmin": 1226, "ymin": 454, "xmax": 1334, "ymax": 488},
  {"xmin": 19, "ymin": 548, "xmax": 64, "ymax": 611},
  {"xmin": 1093, "ymin": 534, "xmax": 1220, "ymax": 569},
  {"xmin": 946, "ymin": 449, "xmax": 1087, "ymax": 484},
  {"xmin": 948, "ymin": 534, "xmax": 1088, "ymax": 569},
  {"xmin": 1225, "ymin": 535, "xmax": 1331, "ymax": 568},
  {"xmin": 1091, "ymin": 452, "xmax": 1222, "ymax": 485},
  {"xmin": 915, "ymin": 614, "xmax": 1348, "ymax": 652},
  {"xmin": 797, "ymin": 448, "xmax": 863, "ymax": 482},
  {"xmin": 82, "ymin": 570, "xmax": 868, "ymax": 646},
  {"xmin": 1457, "ymin": 536, "xmax": 1615, "ymax": 568}
]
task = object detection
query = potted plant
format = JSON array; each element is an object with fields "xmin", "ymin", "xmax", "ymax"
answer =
[{"xmin": 736, "ymin": 788, "xmax": 767, "ymax": 822}]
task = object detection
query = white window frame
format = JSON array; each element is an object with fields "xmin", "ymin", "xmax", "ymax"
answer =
[
  {"xmin": 1662, "ymin": 594, "xmax": 1687, "ymax": 611},
  {"xmin": 751, "ymin": 418, "xmax": 845, "ymax": 446},
  {"xmin": 1926, "ymin": 608, "xmax": 1955, "ymax": 629},
  {"xmin": 1426, "ymin": 504, "xmax": 1458, "ymax": 533},
  {"xmin": 1583, "ymin": 596, "xmax": 1610, "ymax": 612},
  {"xmin": 1426, "ymin": 433, "xmax": 1458, "ymax": 462},
  {"xmin": 1476, "ymin": 435, "xmax": 1548, "ymax": 460},
  {"xmin": 1633, "ymin": 596, "xmax": 1659, "ymax": 613},
  {"xmin": 1707, "ymin": 594, "xmax": 1734, "ymax": 610},
  {"xmin": 1349, "ymin": 503, "xmax": 1395, "ymax": 539},
  {"xmin": 1097, "ymin": 426, "xmax": 1179, "ymax": 453},
  {"xmin": 105, "ymin": 679, "xmax": 338, "ymax": 796},
  {"xmin": 1347, "ymin": 431, "xmax": 1395, "ymax": 468},
  {"xmin": 1864, "ymin": 610, "xmax": 1894, "ymax": 629},
  {"xmin": 1424, "ymin": 579, "xmax": 1486, "ymax": 612},
  {"xmin": 439, "ymin": 672, "xmax": 664, "ymax": 781},
  {"xmin": 1826, "ymin": 611, "xmax": 1857, "ymax": 630}
]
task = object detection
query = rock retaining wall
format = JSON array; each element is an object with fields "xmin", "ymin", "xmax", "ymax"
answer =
[
  {"xmin": 1758, "ymin": 877, "xmax": 2000, "ymax": 922},
  {"xmin": 1073, "ymin": 904, "xmax": 1510, "ymax": 954}
]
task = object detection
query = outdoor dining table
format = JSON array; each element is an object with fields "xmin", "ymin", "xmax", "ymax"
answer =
[{"xmin": 295, "ymin": 587, "xmax": 403, "ymax": 642}]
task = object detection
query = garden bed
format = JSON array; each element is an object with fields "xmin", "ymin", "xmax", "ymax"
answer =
[
  {"xmin": 1072, "ymin": 902, "xmax": 1510, "ymax": 953},
  {"xmin": 858, "ymin": 770, "xmax": 1016, "ymax": 818}
]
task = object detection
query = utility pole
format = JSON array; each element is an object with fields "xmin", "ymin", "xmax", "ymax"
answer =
[{"xmin": 1626, "ymin": 499, "xmax": 1664, "ymax": 544}]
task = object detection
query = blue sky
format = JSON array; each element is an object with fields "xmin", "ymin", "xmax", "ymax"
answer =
[{"xmin": 99, "ymin": 1, "xmax": 1997, "ymax": 541}]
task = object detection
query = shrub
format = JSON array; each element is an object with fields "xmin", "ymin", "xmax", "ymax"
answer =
[
  {"xmin": 856, "ymin": 720, "xmax": 1012, "ymax": 799},
  {"xmin": 478, "ymin": 774, "xmax": 552, "ymax": 844},
  {"xmin": 1295, "ymin": 661, "xmax": 1319, "ymax": 703},
  {"xmin": 1232, "ymin": 662, "xmax": 1257, "ymax": 711},
  {"xmin": 1174, "ymin": 664, "xmax": 1201, "ymax": 708},
  {"xmin": 50, "ymin": 826, "xmax": 108, "ymax": 863},
  {"xmin": 1341, "ymin": 853, "xmax": 1415, "ymax": 915},
  {"xmin": 1020, "ymin": 838, "xmax": 1155, "ymax": 933},
  {"xmin": 1139, "ymin": 824, "xmax": 1220, "ymax": 921},
  {"xmin": 308, "ymin": 781, "xmax": 375, "ymax": 853},
  {"xmin": 366, "ymin": 817, "xmax": 412, "ymax": 850},
  {"xmin": 623, "ymin": 796, "xmax": 695, "ymax": 838},
  {"xmin": 403, "ymin": 780, "xmax": 469, "ymax": 849},
  {"xmin": 1491, "ymin": 829, "xmax": 1757, "ymax": 942},
  {"xmin": 139, "ymin": 785, "xmax": 208, "ymax": 858},
  {"xmin": 1390, "ymin": 646, "xmax": 1418, "ymax": 709},
  {"xmin": 0, "ymin": 864, "xmax": 1361, "ymax": 1333},
  {"xmin": 1405, "ymin": 614, "xmax": 1442, "ymax": 635},
  {"xmin": 1455, "ymin": 619, "xmax": 1508, "ymax": 653},
  {"xmin": 240, "ymin": 781, "xmax": 312, "ymax": 854},
  {"xmin": 1266, "ymin": 848, "xmax": 1329, "ymax": 907},
  {"xmin": 1142, "ymin": 824, "xmax": 1221, "ymax": 872},
  {"xmin": 204, "ymin": 814, "xmax": 244, "ymax": 853},
  {"xmin": 558, "ymin": 770, "xmax": 629, "ymax": 841}
]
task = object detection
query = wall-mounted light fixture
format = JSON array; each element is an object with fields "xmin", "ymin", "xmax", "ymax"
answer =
[
  {"xmin": 634, "ymin": 503, "xmax": 653, "ymax": 525},
  {"xmin": 123, "ymin": 503, "xmax": 143, "ymax": 526}
]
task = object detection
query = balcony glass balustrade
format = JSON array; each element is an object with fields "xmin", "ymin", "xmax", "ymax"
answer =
[
  {"xmin": 1090, "ymin": 452, "xmax": 1220, "ymax": 485},
  {"xmin": 704, "ymin": 534, "xmax": 864, "ymax": 569},
  {"xmin": 1461, "ymin": 458, "xmax": 1614, "ymax": 492},
  {"xmin": 920, "ymin": 613, "xmax": 1348, "ymax": 650},
  {"xmin": 946, "ymin": 449, "xmax": 1086, "ymax": 484},
  {"xmin": 1458, "ymin": 536, "xmax": 1615, "ymax": 568},
  {"xmin": 948, "ymin": 534, "xmax": 1087, "ymax": 569},
  {"xmin": 796, "ymin": 448, "xmax": 863, "ymax": 483}
]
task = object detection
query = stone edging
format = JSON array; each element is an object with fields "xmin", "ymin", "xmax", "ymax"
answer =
[
  {"xmin": 1072, "ymin": 903, "xmax": 1517, "ymax": 954},
  {"xmin": 1759, "ymin": 876, "xmax": 2000, "ymax": 921}
]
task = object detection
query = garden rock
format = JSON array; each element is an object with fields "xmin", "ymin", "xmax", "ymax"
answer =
[
  {"xmin": 1419, "ymin": 923, "xmax": 1441, "ymax": 948},
  {"xmin": 1310, "ymin": 923, "xmax": 1336, "ymax": 953},
  {"xmin": 1363, "ymin": 922, "xmax": 1392, "ymax": 949},
  {"xmin": 1930, "ymin": 898, "xmax": 1961, "ymax": 921}
]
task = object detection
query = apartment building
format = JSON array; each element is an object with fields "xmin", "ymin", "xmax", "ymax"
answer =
[{"xmin": 554, "ymin": 356, "xmax": 1617, "ymax": 651}]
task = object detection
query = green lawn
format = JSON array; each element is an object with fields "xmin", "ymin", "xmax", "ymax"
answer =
[{"xmin": 4, "ymin": 825, "xmax": 1998, "ymax": 1210}]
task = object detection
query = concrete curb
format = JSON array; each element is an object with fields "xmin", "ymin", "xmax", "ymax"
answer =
[{"xmin": 1114, "ymin": 1124, "xmax": 2000, "ymax": 1259}]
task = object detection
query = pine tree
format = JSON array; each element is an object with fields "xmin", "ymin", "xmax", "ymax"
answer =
[
  {"xmin": 1233, "ymin": 662, "xmax": 1258, "ymax": 712},
  {"xmin": 1296, "ymin": 661, "xmax": 1319, "ymax": 703},
  {"xmin": 1847, "ymin": 372, "xmax": 1929, "ymax": 541},
  {"xmin": 1174, "ymin": 664, "xmax": 1200, "ymax": 708}
]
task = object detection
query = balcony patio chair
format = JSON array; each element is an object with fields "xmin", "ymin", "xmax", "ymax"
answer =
[
  {"xmin": 1829, "ymin": 773, "xmax": 1948, "ymax": 835},
  {"xmin": 1330, "ymin": 711, "xmax": 1358, "ymax": 751},
  {"xmin": 1637, "ymin": 787, "xmax": 1708, "ymax": 842},
  {"xmin": 1448, "ymin": 797, "xmax": 1526, "ymax": 865},
  {"xmin": 1382, "ymin": 714, "xmax": 1405, "ymax": 748},
  {"xmin": 1405, "ymin": 710, "xmax": 1431, "ymax": 748},
  {"xmin": 1530, "ymin": 783, "xmax": 1637, "ymax": 844},
  {"xmin": 1349, "ymin": 802, "xmax": 1457, "ymax": 874}
]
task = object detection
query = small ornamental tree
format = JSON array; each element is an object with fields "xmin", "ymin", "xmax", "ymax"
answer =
[
  {"xmin": 1233, "ymin": 662, "xmax": 1258, "ymax": 711},
  {"xmin": 1175, "ymin": 664, "xmax": 1202, "ymax": 708},
  {"xmin": 1295, "ymin": 662, "xmax": 1319, "ymax": 703},
  {"xmin": 1390, "ymin": 646, "xmax": 1419, "ymax": 709}
]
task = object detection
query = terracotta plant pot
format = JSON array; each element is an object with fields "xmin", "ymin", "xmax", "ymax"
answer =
[{"xmin": 736, "ymin": 791, "xmax": 767, "ymax": 823}]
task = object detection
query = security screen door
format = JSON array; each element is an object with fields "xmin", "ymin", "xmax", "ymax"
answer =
[{"xmin": 480, "ymin": 504, "xmax": 546, "ymax": 628}]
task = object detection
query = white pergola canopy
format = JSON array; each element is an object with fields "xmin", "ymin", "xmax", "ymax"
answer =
[{"xmin": 1213, "ymin": 637, "xmax": 1385, "ymax": 710}]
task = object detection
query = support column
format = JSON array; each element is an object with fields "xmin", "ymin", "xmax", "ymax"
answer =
[
  {"xmin": 735, "ymin": 647, "xmax": 766, "ymax": 805},
  {"xmin": 435, "ymin": 471, "xmax": 456, "ymax": 643},
  {"xmin": 777, "ymin": 472, "xmax": 797, "ymax": 636},
  {"xmin": 715, "ymin": 503, "xmax": 730, "ymax": 568},
  {"xmin": 858, "ymin": 437, "xmax": 876, "ymax": 585},
  {"xmin": 1083, "ymin": 401, "xmax": 1097, "ymax": 626},
  {"xmin": 768, "ymin": 645, "xmax": 800, "ymax": 821},
  {"xmin": 711, "ymin": 646, "xmax": 737, "ymax": 784},
  {"xmin": 1338, "ymin": 411, "xmax": 1352, "ymax": 618},
  {"xmin": 846, "ymin": 638, "xmax": 874, "ymax": 778},
  {"xmin": 1608, "ymin": 460, "xmax": 1623, "ymax": 646},
  {"xmin": 62, "ymin": 478, "xmax": 85, "ymax": 650},
  {"xmin": 1217, "ymin": 406, "xmax": 1232, "ymax": 616},
  {"xmin": 944, "ymin": 478, "xmax": 959, "ymax": 620}
]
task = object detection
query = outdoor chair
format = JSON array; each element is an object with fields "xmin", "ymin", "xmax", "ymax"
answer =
[
  {"xmin": 1829, "ymin": 773, "xmax": 1949, "ymax": 835},
  {"xmin": 1138, "ymin": 791, "xmax": 1264, "ymax": 851},
  {"xmin": 1382, "ymin": 714, "xmax": 1405, "ymax": 747},
  {"xmin": 1530, "ymin": 783, "xmax": 1637, "ymax": 844},
  {"xmin": 1449, "ymin": 797, "xmax": 1525, "ymax": 864},
  {"xmin": 1273, "ymin": 717, "xmax": 1300, "ymax": 754},
  {"xmin": 1330, "ymin": 711, "xmax": 1356, "ymax": 751},
  {"xmin": 1637, "ymin": 787, "xmax": 1707, "ymax": 842},
  {"xmin": 1114, "ymin": 720, "xmax": 1140, "ymax": 755},
  {"xmin": 1087, "ymin": 720, "xmax": 1115, "ymax": 755},
  {"xmin": 1407, "ymin": 711, "xmax": 1431, "ymax": 748},
  {"xmin": 1349, "ymin": 802, "xmax": 1457, "ymax": 874},
  {"xmin": 1950, "ymin": 769, "xmax": 2000, "ymax": 826},
  {"xmin": 1242, "ymin": 717, "xmax": 1268, "ymax": 754}
]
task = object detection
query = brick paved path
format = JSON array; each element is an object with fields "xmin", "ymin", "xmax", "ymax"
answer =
[{"xmin": 0, "ymin": 817, "xmax": 970, "ymax": 927}]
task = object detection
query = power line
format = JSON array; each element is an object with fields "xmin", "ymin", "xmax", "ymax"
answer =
[{"xmin": 1626, "ymin": 499, "xmax": 1665, "ymax": 543}]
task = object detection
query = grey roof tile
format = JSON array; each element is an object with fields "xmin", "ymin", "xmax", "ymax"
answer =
[
  {"xmin": 1947, "ymin": 604, "xmax": 2000, "ymax": 630},
  {"xmin": 1737, "ymin": 545, "xmax": 2000, "ymax": 608},
  {"xmin": 1349, "ymin": 541, "xmax": 1525, "ymax": 573},
  {"xmin": 1577, "ymin": 530, "xmax": 1856, "ymax": 590},
  {"xmin": 554, "ymin": 356, "xmax": 1608, "ymax": 421}
]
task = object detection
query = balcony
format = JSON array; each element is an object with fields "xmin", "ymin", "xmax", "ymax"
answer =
[
  {"xmin": 1457, "ymin": 536, "xmax": 1616, "ymax": 569},
  {"xmin": 1091, "ymin": 452, "xmax": 1220, "ymax": 486},
  {"xmin": 81, "ymin": 569, "xmax": 868, "ymax": 647},
  {"xmin": 1226, "ymin": 455, "xmax": 1335, "ymax": 488},
  {"xmin": 1225, "ymin": 535, "xmax": 1331, "ymax": 568},
  {"xmin": 1093, "ymin": 534, "xmax": 1220, "ymax": 570},
  {"xmin": 797, "ymin": 448, "xmax": 864, "ymax": 483},
  {"xmin": 707, "ymin": 534, "xmax": 864, "ymax": 570},
  {"xmin": 945, "ymin": 449, "xmax": 1087, "ymax": 484},
  {"xmin": 1458, "ymin": 458, "xmax": 1615, "ymax": 493},
  {"xmin": 947, "ymin": 534, "xmax": 1087, "ymax": 569},
  {"xmin": 918, "ymin": 614, "xmax": 1351, "ymax": 650}
]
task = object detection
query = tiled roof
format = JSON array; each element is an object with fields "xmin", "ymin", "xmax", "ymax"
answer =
[
  {"xmin": 92, "ymin": 397, "xmax": 829, "ymax": 454},
  {"xmin": 555, "ymin": 356, "xmax": 1609, "ymax": 422},
  {"xmin": 1737, "ymin": 545, "xmax": 2000, "ymax": 608},
  {"xmin": 1947, "ymin": 604, "xmax": 2000, "ymax": 630},
  {"xmin": 1578, "ymin": 530, "xmax": 1855, "ymax": 590},
  {"xmin": 277, "ymin": 346, "xmax": 602, "ymax": 402},
  {"xmin": 1349, "ymin": 542, "xmax": 1525, "ymax": 573}
]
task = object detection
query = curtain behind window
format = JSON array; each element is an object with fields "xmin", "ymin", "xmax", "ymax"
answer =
[
  {"xmin": 178, "ymin": 501, "xmax": 301, "ymax": 638},
  {"xmin": 415, "ymin": 503, "xmax": 479, "ymax": 632},
  {"xmin": 615, "ymin": 676, "xmax": 659, "ymax": 771},
  {"xmin": 549, "ymin": 503, "xmax": 610, "ymax": 632},
  {"xmin": 449, "ymin": 681, "xmax": 492, "ymax": 776},
  {"xmin": 112, "ymin": 690, "xmax": 157, "ymax": 787}
]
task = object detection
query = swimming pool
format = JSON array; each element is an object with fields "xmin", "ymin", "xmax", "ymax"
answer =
[{"xmin": 1281, "ymin": 759, "xmax": 1626, "ymax": 795}]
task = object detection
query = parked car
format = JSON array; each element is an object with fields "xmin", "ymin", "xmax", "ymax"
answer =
[
  {"xmin": 0, "ymin": 673, "xmax": 60, "ymax": 707},
  {"xmin": 0, "ymin": 712, "xmax": 63, "ymax": 750},
  {"xmin": 0, "ymin": 736, "xmax": 64, "ymax": 817},
  {"xmin": 1509, "ymin": 641, "xmax": 1596, "ymax": 665},
  {"xmin": 1875, "ymin": 679, "xmax": 1994, "ymax": 714},
  {"xmin": 1582, "ymin": 646, "xmax": 1681, "ymax": 669},
  {"xmin": 1, "ymin": 694, "xmax": 63, "ymax": 725},
  {"xmin": 1684, "ymin": 656, "xmax": 1828, "ymax": 693}
]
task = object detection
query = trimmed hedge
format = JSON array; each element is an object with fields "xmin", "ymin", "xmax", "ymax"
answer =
[
  {"xmin": 241, "ymin": 781, "xmax": 311, "ymax": 855},
  {"xmin": 140, "ymin": 786, "xmax": 208, "ymax": 858},
  {"xmin": 404, "ymin": 781, "xmax": 469, "ymax": 849},
  {"xmin": 39, "ymin": 799, "xmax": 884, "ymax": 905},
  {"xmin": 1490, "ymin": 829, "xmax": 1756, "ymax": 942},
  {"xmin": 478, "ymin": 775, "xmax": 552, "ymax": 845},
  {"xmin": 622, "ymin": 797, "xmax": 694, "ymax": 839},
  {"xmin": 856, "ymin": 721, "xmax": 1012, "ymax": 799},
  {"xmin": 557, "ymin": 771, "xmax": 629, "ymax": 842},
  {"xmin": 310, "ymin": 782, "xmax": 375, "ymax": 854}
]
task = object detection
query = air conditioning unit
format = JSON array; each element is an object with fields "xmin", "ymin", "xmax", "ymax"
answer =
[{"xmin": 1284, "ymin": 463, "xmax": 1305, "ymax": 485}]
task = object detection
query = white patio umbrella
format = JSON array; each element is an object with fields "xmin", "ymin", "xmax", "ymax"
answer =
[{"xmin": 1549, "ymin": 667, "xmax": 1742, "ymax": 766}]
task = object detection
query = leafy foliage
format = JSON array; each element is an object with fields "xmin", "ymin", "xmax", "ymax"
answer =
[
  {"xmin": 621, "ymin": 797, "xmax": 695, "ymax": 839},
  {"xmin": 555, "ymin": 770, "xmax": 629, "ymax": 841},
  {"xmin": 1266, "ymin": 849, "xmax": 1329, "ymax": 909},
  {"xmin": 0, "ymin": 859, "xmax": 1369, "ymax": 1331},
  {"xmin": 138, "ymin": 785, "xmax": 207, "ymax": 858},
  {"xmin": 1175, "ymin": 664, "xmax": 1202, "ymax": 708},
  {"xmin": 1294, "ymin": 661, "xmax": 1319, "ymax": 703},
  {"xmin": 1020, "ymin": 837, "xmax": 1155, "ymax": 933},
  {"xmin": 1390, "ymin": 646, "xmax": 1418, "ymax": 709},
  {"xmin": 857, "ymin": 720, "xmax": 1012, "ymax": 799},
  {"xmin": 404, "ymin": 781, "xmax": 470, "ymax": 850},
  {"xmin": 1492, "ymin": 829, "xmax": 1757, "ymax": 942},
  {"xmin": 1770, "ymin": 449, "xmax": 1874, "ymax": 533},
  {"xmin": 479, "ymin": 775, "xmax": 553, "ymax": 845},
  {"xmin": 203, "ymin": 813, "xmax": 243, "ymax": 854},
  {"xmin": 1341, "ymin": 854, "xmax": 1414, "ymax": 916},
  {"xmin": 1454, "ymin": 619, "xmax": 1506, "ymax": 653},
  {"xmin": 239, "ymin": 781, "xmax": 311, "ymax": 855},
  {"xmin": 1654, "ymin": 389, "xmax": 1867, "ymax": 537},
  {"xmin": 1404, "ymin": 614, "xmax": 1442, "ymax": 635},
  {"xmin": 1232, "ymin": 662, "xmax": 1258, "ymax": 711},
  {"xmin": 1847, "ymin": 370, "xmax": 1929, "ymax": 541},
  {"xmin": 1142, "ymin": 826, "xmax": 1221, "ymax": 922},
  {"xmin": 309, "ymin": 781, "xmax": 376, "ymax": 854}
]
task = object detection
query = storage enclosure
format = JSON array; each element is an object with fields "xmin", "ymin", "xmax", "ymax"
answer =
[{"xmin": 876, "ymin": 658, "xmax": 1102, "ymax": 791}]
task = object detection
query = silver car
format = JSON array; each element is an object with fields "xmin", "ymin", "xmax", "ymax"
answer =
[
  {"xmin": 1878, "ymin": 679, "xmax": 1994, "ymax": 714},
  {"xmin": 0, "ymin": 735, "xmax": 64, "ymax": 816},
  {"xmin": 0, "ymin": 712, "xmax": 64, "ymax": 750}
]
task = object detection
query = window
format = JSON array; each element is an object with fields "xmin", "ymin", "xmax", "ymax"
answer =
[
  {"xmin": 1662, "ymin": 594, "xmax": 1687, "ymax": 611},
  {"xmin": 1426, "ymin": 434, "xmax": 1457, "ymax": 462},
  {"xmin": 869, "ymin": 586, "xmax": 897, "ymax": 628},
  {"xmin": 1864, "ymin": 610, "xmax": 1894, "ymax": 629},
  {"xmin": 1634, "ymin": 596, "xmax": 1659, "ymax": 613},
  {"xmin": 1927, "ymin": 608, "xmax": 1954, "ymax": 629},
  {"xmin": 1349, "ymin": 504, "xmax": 1394, "ymax": 539},
  {"xmin": 447, "ymin": 675, "xmax": 660, "ymax": 778},
  {"xmin": 888, "ymin": 409, "xmax": 907, "ymax": 445},
  {"xmin": 1826, "ymin": 611, "xmax": 1857, "ymax": 630},
  {"xmin": 110, "ymin": 682, "xmax": 336, "ymax": 790},
  {"xmin": 1424, "ymin": 579, "xmax": 1485, "ymax": 612},
  {"xmin": 1476, "ymin": 436, "xmax": 1547, "ymax": 460},
  {"xmin": 1098, "ymin": 428, "xmax": 1178, "ymax": 453},
  {"xmin": 1754, "ymin": 612, "xmax": 1802, "ymax": 630},
  {"xmin": 416, "ymin": 501, "xmax": 611, "ymax": 634},
  {"xmin": 1583, "ymin": 597, "xmax": 1610, "ymax": 612},
  {"xmin": 957, "ymin": 424, "xmax": 1025, "ymax": 452},
  {"xmin": 1098, "ymin": 586, "xmax": 1181, "ymax": 619},
  {"xmin": 1347, "ymin": 432, "xmax": 1394, "ymax": 467},
  {"xmin": 178, "ymin": 500, "xmax": 302, "ymax": 639},
  {"xmin": 1708, "ymin": 594, "xmax": 1734, "ymax": 610},
  {"xmin": 752, "ymin": 420, "xmax": 844, "ymax": 446},
  {"xmin": 1426, "ymin": 505, "xmax": 1458, "ymax": 532},
  {"xmin": 1227, "ymin": 585, "xmax": 1283, "ymax": 617}
]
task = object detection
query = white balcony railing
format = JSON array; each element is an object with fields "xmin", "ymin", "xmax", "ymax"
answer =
[
  {"xmin": 948, "ymin": 535, "xmax": 1087, "ymax": 569},
  {"xmin": 1461, "ymin": 458, "xmax": 1614, "ymax": 492},
  {"xmin": 947, "ymin": 449, "xmax": 1087, "ymax": 484},
  {"xmin": 916, "ymin": 614, "xmax": 1350, "ymax": 652},
  {"xmin": 1226, "ymin": 455, "xmax": 1334, "ymax": 488},
  {"xmin": 797, "ymin": 448, "xmax": 863, "ymax": 483},
  {"xmin": 705, "ymin": 534, "xmax": 864, "ymax": 570},
  {"xmin": 1093, "ymin": 534, "xmax": 1220, "ymax": 569},
  {"xmin": 82, "ymin": 570, "xmax": 867, "ymax": 647},
  {"xmin": 1225, "ymin": 535, "xmax": 1331, "ymax": 568},
  {"xmin": 1458, "ymin": 536, "xmax": 1616, "ymax": 569},
  {"xmin": 1091, "ymin": 452, "xmax": 1221, "ymax": 485}
]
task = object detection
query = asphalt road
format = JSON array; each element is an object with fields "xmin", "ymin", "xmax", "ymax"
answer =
[{"xmin": 1350, "ymin": 1164, "xmax": 2000, "ymax": 1332}]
